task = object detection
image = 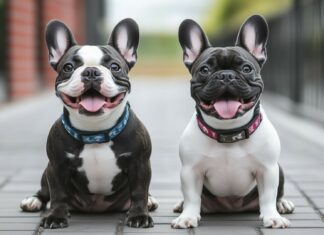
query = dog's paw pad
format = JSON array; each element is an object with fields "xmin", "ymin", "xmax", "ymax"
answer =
[
  {"xmin": 173, "ymin": 201, "xmax": 184, "ymax": 213},
  {"xmin": 171, "ymin": 215, "xmax": 200, "ymax": 229},
  {"xmin": 277, "ymin": 199, "xmax": 295, "ymax": 214},
  {"xmin": 127, "ymin": 214, "xmax": 154, "ymax": 228},
  {"xmin": 263, "ymin": 216, "xmax": 290, "ymax": 228},
  {"xmin": 148, "ymin": 196, "xmax": 159, "ymax": 211},
  {"xmin": 20, "ymin": 196, "xmax": 43, "ymax": 212}
]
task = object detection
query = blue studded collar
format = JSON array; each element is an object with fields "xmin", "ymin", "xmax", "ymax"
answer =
[{"xmin": 61, "ymin": 103, "xmax": 130, "ymax": 144}]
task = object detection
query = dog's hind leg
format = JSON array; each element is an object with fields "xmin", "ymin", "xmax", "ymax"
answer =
[
  {"xmin": 276, "ymin": 164, "xmax": 295, "ymax": 214},
  {"xmin": 20, "ymin": 167, "xmax": 50, "ymax": 212}
]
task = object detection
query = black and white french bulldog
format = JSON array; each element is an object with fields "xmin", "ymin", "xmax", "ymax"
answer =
[
  {"xmin": 20, "ymin": 19, "xmax": 158, "ymax": 229},
  {"xmin": 171, "ymin": 15, "xmax": 294, "ymax": 229}
]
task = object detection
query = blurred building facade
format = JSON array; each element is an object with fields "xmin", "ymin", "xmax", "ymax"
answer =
[
  {"xmin": 0, "ymin": 0, "xmax": 105, "ymax": 102},
  {"xmin": 211, "ymin": 0, "xmax": 324, "ymax": 123}
]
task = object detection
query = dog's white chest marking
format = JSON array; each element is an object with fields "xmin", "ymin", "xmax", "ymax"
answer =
[
  {"xmin": 199, "ymin": 149, "xmax": 257, "ymax": 196},
  {"xmin": 77, "ymin": 142, "xmax": 121, "ymax": 195},
  {"xmin": 181, "ymin": 109, "xmax": 280, "ymax": 197}
]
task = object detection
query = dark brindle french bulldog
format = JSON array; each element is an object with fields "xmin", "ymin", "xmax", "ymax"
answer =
[
  {"xmin": 171, "ymin": 15, "xmax": 294, "ymax": 229},
  {"xmin": 20, "ymin": 19, "xmax": 158, "ymax": 229}
]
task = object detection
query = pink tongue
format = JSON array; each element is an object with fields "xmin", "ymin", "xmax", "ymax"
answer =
[
  {"xmin": 79, "ymin": 96, "xmax": 106, "ymax": 112},
  {"xmin": 213, "ymin": 100, "xmax": 241, "ymax": 119}
]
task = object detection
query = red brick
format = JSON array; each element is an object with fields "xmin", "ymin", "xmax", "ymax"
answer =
[{"xmin": 6, "ymin": 0, "xmax": 86, "ymax": 100}]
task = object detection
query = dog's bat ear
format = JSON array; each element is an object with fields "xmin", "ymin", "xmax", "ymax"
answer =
[
  {"xmin": 108, "ymin": 18, "xmax": 139, "ymax": 70},
  {"xmin": 45, "ymin": 20, "xmax": 77, "ymax": 70},
  {"xmin": 178, "ymin": 19, "xmax": 210, "ymax": 70},
  {"xmin": 235, "ymin": 15, "xmax": 269, "ymax": 66}
]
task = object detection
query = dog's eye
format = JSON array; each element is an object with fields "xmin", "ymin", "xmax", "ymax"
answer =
[
  {"xmin": 199, "ymin": 66, "xmax": 209, "ymax": 75},
  {"xmin": 110, "ymin": 63, "xmax": 121, "ymax": 72},
  {"xmin": 63, "ymin": 63, "xmax": 74, "ymax": 73},
  {"xmin": 242, "ymin": 65, "xmax": 252, "ymax": 73}
]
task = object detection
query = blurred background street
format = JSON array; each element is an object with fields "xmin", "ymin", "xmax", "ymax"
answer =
[{"xmin": 0, "ymin": 0, "xmax": 324, "ymax": 234}]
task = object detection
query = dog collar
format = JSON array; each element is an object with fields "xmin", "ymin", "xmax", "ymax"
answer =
[
  {"xmin": 61, "ymin": 103, "xmax": 130, "ymax": 144},
  {"xmin": 196, "ymin": 111, "xmax": 262, "ymax": 143}
]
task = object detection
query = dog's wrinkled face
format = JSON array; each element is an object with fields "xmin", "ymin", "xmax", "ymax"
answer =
[
  {"xmin": 45, "ymin": 19, "xmax": 139, "ymax": 116},
  {"xmin": 179, "ymin": 15, "xmax": 268, "ymax": 120}
]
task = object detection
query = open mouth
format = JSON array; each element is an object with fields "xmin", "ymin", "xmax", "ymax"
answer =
[
  {"xmin": 199, "ymin": 93, "xmax": 257, "ymax": 119},
  {"xmin": 60, "ymin": 89, "xmax": 126, "ymax": 113}
]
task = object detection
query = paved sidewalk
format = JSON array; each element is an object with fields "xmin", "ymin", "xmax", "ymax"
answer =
[{"xmin": 0, "ymin": 77, "xmax": 324, "ymax": 235}]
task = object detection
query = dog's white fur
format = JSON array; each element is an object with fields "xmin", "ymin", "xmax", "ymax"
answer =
[
  {"xmin": 171, "ymin": 106, "xmax": 293, "ymax": 228},
  {"xmin": 20, "ymin": 196, "xmax": 43, "ymax": 212},
  {"xmin": 77, "ymin": 142, "xmax": 121, "ymax": 195}
]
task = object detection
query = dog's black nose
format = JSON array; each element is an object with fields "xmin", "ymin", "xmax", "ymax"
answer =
[
  {"xmin": 82, "ymin": 67, "xmax": 102, "ymax": 81},
  {"xmin": 219, "ymin": 71, "xmax": 235, "ymax": 82}
]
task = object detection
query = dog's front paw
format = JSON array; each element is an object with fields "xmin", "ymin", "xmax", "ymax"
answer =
[
  {"xmin": 171, "ymin": 214, "xmax": 201, "ymax": 229},
  {"xmin": 41, "ymin": 214, "xmax": 69, "ymax": 229},
  {"xmin": 263, "ymin": 215, "xmax": 290, "ymax": 228},
  {"xmin": 20, "ymin": 196, "xmax": 43, "ymax": 212},
  {"xmin": 277, "ymin": 199, "xmax": 295, "ymax": 214},
  {"xmin": 127, "ymin": 214, "xmax": 154, "ymax": 228},
  {"xmin": 40, "ymin": 207, "xmax": 70, "ymax": 229}
]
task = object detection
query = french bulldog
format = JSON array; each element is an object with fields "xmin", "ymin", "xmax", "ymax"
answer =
[
  {"xmin": 20, "ymin": 19, "xmax": 158, "ymax": 229},
  {"xmin": 171, "ymin": 15, "xmax": 294, "ymax": 229}
]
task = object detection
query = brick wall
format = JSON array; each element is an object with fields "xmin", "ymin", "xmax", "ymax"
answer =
[
  {"xmin": 6, "ymin": 0, "xmax": 85, "ymax": 100},
  {"xmin": 7, "ymin": 0, "xmax": 38, "ymax": 99}
]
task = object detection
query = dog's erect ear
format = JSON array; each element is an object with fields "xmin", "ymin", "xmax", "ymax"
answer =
[
  {"xmin": 108, "ymin": 18, "xmax": 139, "ymax": 70},
  {"xmin": 235, "ymin": 15, "xmax": 269, "ymax": 66},
  {"xmin": 178, "ymin": 19, "xmax": 210, "ymax": 69},
  {"xmin": 45, "ymin": 20, "xmax": 76, "ymax": 70}
]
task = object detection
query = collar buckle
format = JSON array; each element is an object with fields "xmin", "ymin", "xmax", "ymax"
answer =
[
  {"xmin": 196, "ymin": 110, "xmax": 262, "ymax": 143},
  {"xmin": 219, "ymin": 129, "xmax": 249, "ymax": 143}
]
